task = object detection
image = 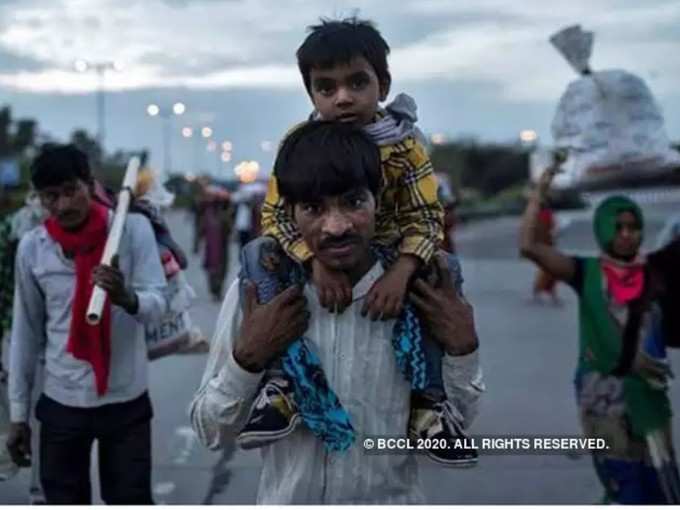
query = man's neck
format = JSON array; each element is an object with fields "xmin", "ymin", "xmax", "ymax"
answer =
[{"xmin": 345, "ymin": 251, "xmax": 377, "ymax": 287}]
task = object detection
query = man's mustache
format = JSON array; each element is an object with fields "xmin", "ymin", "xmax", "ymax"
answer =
[{"xmin": 319, "ymin": 235, "xmax": 361, "ymax": 250}]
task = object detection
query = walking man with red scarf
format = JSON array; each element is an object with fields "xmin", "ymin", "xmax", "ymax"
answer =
[
  {"xmin": 5, "ymin": 145, "xmax": 167, "ymax": 504},
  {"xmin": 520, "ymin": 167, "xmax": 679, "ymax": 504}
]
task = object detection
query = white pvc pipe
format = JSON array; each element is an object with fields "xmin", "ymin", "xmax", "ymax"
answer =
[{"xmin": 86, "ymin": 156, "xmax": 140, "ymax": 325}]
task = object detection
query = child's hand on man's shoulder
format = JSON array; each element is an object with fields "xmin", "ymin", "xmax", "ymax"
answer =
[
  {"xmin": 311, "ymin": 258, "xmax": 352, "ymax": 314},
  {"xmin": 362, "ymin": 255, "xmax": 419, "ymax": 321}
]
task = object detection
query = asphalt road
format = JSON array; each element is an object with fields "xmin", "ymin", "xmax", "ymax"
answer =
[{"xmin": 3, "ymin": 190, "xmax": 679, "ymax": 504}]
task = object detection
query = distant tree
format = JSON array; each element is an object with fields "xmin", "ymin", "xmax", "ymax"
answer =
[
  {"xmin": 431, "ymin": 140, "xmax": 529, "ymax": 198},
  {"xmin": 97, "ymin": 149, "xmax": 137, "ymax": 190},
  {"xmin": 67, "ymin": 128, "xmax": 148, "ymax": 190},
  {"xmin": 13, "ymin": 120, "xmax": 36, "ymax": 153},
  {"xmin": 0, "ymin": 107, "xmax": 10, "ymax": 156},
  {"xmin": 70, "ymin": 129, "xmax": 103, "ymax": 167},
  {"xmin": 0, "ymin": 105, "xmax": 151, "ymax": 194},
  {"xmin": 0, "ymin": 106, "xmax": 37, "ymax": 158}
]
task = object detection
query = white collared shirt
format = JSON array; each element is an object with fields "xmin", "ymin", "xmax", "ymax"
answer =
[{"xmin": 190, "ymin": 262, "xmax": 485, "ymax": 504}]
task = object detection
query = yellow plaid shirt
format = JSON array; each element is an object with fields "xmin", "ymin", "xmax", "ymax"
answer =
[{"xmin": 261, "ymin": 126, "xmax": 444, "ymax": 265}]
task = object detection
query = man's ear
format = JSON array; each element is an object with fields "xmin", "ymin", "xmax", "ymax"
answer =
[
  {"xmin": 82, "ymin": 178, "xmax": 96, "ymax": 200},
  {"xmin": 379, "ymin": 75, "xmax": 391, "ymax": 102}
]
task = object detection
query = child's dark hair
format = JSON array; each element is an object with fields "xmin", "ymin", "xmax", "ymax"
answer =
[
  {"xmin": 31, "ymin": 144, "xmax": 92, "ymax": 190},
  {"xmin": 297, "ymin": 17, "xmax": 391, "ymax": 95},
  {"xmin": 274, "ymin": 121, "xmax": 382, "ymax": 205}
]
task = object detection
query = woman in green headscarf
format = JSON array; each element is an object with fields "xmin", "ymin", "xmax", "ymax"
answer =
[{"xmin": 520, "ymin": 168, "xmax": 678, "ymax": 504}]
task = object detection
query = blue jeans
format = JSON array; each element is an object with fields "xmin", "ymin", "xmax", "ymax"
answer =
[{"xmin": 421, "ymin": 252, "xmax": 464, "ymax": 397}]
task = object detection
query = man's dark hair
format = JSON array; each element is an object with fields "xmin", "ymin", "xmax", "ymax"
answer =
[
  {"xmin": 274, "ymin": 121, "xmax": 382, "ymax": 205},
  {"xmin": 297, "ymin": 17, "xmax": 391, "ymax": 95},
  {"xmin": 31, "ymin": 144, "xmax": 92, "ymax": 190}
]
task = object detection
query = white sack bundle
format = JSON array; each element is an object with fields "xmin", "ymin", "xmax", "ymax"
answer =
[{"xmin": 550, "ymin": 25, "xmax": 680, "ymax": 186}]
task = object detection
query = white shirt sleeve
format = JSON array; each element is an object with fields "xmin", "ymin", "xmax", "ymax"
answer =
[
  {"xmin": 189, "ymin": 280, "xmax": 264, "ymax": 450},
  {"xmin": 442, "ymin": 349, "xmax": 485, "ymax": 430},
  {"xmin": 8, "ymin": 235, "xmax": 45, "ymax": 422},
  {"xmin": 127, "ymin": 214, "xmax": 167, "ymax": 324}
]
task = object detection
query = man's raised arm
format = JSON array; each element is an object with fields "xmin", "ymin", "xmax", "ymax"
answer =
[{"xmin": 519, "ymin": 168, "xmax": 575, "ymax": 283}]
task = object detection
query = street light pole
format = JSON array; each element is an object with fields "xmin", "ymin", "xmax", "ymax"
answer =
[
  {"xmin": 205, "ymin": 139, "xmax": 218, "ymax": 178},
  {"xmin": 146, "ymin": 102, "xmax": 185, "ymax": 181},
  {"xmin": 194, "ymin": 134, "xmax": 202, "ymax": 174},
  {"xmin": 163, "ymin": 115, "xmax": 172, "ymax": 179},
  {"xmin": 75, "ymin": 60, "xmax": 120, "ymax": 151},
  {"xmin": 96, "ymin": 65, "xmax": 106, "ymax": 149}
]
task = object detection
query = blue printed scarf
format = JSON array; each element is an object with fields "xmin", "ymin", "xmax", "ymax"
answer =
[{"xmin": 279, "ymin": 256, "xmax": 427, "ymax": 451}]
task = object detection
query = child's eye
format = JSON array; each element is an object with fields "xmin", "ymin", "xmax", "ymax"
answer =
[
  {"xmin": 347, "ymin": 195, "xmax": 366, "ymax": 208},
  {"xmin": 350, "ymin": 77, "xmax": 368, "ymax": 90},
  {"xmin": 301, "ymin": 203, "xmax": 321, "ymax": 214},
  {"xmin": 315, "ymin": 83, "xmax": 335, "ymax": 97}
]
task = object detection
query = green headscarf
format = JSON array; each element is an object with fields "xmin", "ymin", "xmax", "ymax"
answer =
[{"xmin": 593, "ymin": 195, "xmax": 644, "ymax": 252}]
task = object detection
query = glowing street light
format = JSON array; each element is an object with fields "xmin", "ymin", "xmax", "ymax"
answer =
[
  {"xmin": 145, "ymin": 101, "xmax": 188, "ymax": 178},
  {"xmin": 519, "ymin": 129, "xmax": 538, "ymax": 144},
  {"xmin": 201, "ymin": 126, "xmax": 213, "ymax": 138},
  {"xmin": 180, "ymin": 124, "xmax": 204, "ymax": 174},
  {"xmin": 431, "ymin": 133, "xmax": 446, "ymax": 145},
  {"xmin": 74, "ymin": 59, "xmax": 89, "ymax": 73},
  {"xmin": 234, "ymin": 160, "xmax": 260, "ymax": 183},
  {"xmin": 221, "ymin": 140, "xmax": 233, "ymax": 152},
  {"xmin": 221, "ymin": 152, "xmax": 232, "ymax": 163}
]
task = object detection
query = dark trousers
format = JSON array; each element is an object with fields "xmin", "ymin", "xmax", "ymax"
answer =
[
  {"xmin": 35, "ymin": 392, "xmax": 154, "ymax": 505},
  {"xmin": 238, "ymin": 229, "xmax": 253, "ymax": 250}
]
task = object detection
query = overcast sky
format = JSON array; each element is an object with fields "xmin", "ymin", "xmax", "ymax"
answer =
[{"xmin": 1, "ymin": 0, "xmax": 679, "ymax": 177}]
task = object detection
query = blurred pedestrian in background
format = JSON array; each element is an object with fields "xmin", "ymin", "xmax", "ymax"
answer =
[
  {"xmin": 233, "ymin": 181, "xmax": 267, "ymax": 250},
  {"xmin": 0, "ymin": 190, "xmax": 46, "ymax": 501},
  {"xmin": 437, "ymin": 176, "xmax": 459, "ymax": 254},
  {"xmin": 531, "ymin": 197, "xmax": 561, "ymax": 305},
  {"xmin": 200, "ymin": 185, "xmax": 233, "ymax": 301},
  {"xmin": 189, "ymin": 177, "xmax": 210, "ymax": 255},
  {"xmin": 234, "ymin": 190, "xmax": 254, "ymax": 250}
]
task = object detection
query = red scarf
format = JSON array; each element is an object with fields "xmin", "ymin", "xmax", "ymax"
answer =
[
  {"xmin": 45, "ymin": 202, "xmax": 112, "ymax": 395},
  {"xmin": 600, "ymin": 254, "xmax": 645, "ymax": 306}
]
